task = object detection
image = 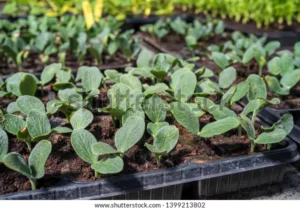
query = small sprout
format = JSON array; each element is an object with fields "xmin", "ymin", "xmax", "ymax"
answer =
[
  {"xmin": 145, "ymin": 125, "xmax": 179, "ymax": 164},
  {"xmin": 3, "ymin": 140, "xmax": 52, "ymax": 190}
]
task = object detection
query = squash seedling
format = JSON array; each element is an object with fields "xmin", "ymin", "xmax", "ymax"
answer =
[
  {"xmin": 3, "ymin": 140, "xmax": 52, "ymax": 190},
  {"xmin": 3, "ymin": 96, "xmax": 55, "ymax": 151},
  {"xmin": 71, "ymin": 116, "xmax": 145, "ymax": 178}
]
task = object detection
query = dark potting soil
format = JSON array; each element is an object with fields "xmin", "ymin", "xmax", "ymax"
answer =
[
  {"xmin": 0, "ymin": 51, "xmax": 133, "ymax": 76},
  {"xmin": 0, "ymin": 111, "xmax": 287, "ymax": 195}
]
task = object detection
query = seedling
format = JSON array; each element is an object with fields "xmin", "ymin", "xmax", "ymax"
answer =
[
  {"xmin": 71, "ymin": 116, "xmax": 145, "ymax": 178},
  {"xmin": 3, "ymin": 140, "xmax": 52, "ymax": 190}
]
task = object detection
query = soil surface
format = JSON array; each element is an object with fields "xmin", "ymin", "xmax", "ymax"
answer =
[{"xmin": 0, "ymin": 51, "xmax": 133, "ymax": 76}]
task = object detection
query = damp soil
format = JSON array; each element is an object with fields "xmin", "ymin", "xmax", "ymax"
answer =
[
  {"xmin": 0, "ymin": 111, "xmax": 287, "ymax": 196},
  {"xmin": 0, "ymin": 51, "xmax": 133, "ymax": 76}
]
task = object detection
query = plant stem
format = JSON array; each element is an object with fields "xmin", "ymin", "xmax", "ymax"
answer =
[
  {"xmin": 111, "ymin": 117, "xmax": 116, "ymax": 129},
  {"xmin": 250, "ymin": 141, "xmax": 256, "ymax": 153},
  {"xmin": 30, "ymin": 179, "xmax": 36, "ymax": 190},
  {"xmin": 267, "ymin": 144, "xmax": 272, "ymax": 151},
  {"xmin": 95, "ymin": 171, "xmax": 99, "ymax": 178},
  {"xmin": 238, "ymin": 125, "xmax": 242, "ymax": 137},
  {"xmin": 26, "ymin": 141, "xmax": 32, "ymax": 152},
  {"xmin": 41, "ymin": 84, "xmax": 44, "ymax": 97},
  {"xmin": 258, "ymin": 65, "xmax": 263, "ymax": 76},
  {"xmin": 251, "ymin": 114, "xmax": 256, "ymax": 124}
]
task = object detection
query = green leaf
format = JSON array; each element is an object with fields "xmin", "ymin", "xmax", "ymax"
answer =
[
  {"xmin": 170, "ymin": 102, "xmax": 199, "ymax": 134},
  {"xmin": 58, "ymin": 88, "xmax": 83, "ymax": 105},
  {"xmin": 19, "ymin": 74, "xmax": 37, "ymax": 96},
  {"xmin": 91, "ymin": 156, "xmax": 124, "ymax": 174},
  {"xmin": 255, "ymin": 129, "xmax": 286, "ymax": 144},
  {"xmin": 186, "ymin": 103, "xmax": 205, "ymax": 117},
  {"xmin": 265, "ymin": 76, "xmax": 289, "ymax": 96},
  {"xmin": 115, "ymin": 116, "xmax": 145, "ymax": 153},
  {"xmin": 122, "ymin": 107, "xmax": 145, "ymax": 125},
  {"xmin": 71, "ymin": 129, "xmax": 98, "ymax": 164},
  {"xmin": 239, "ymin": 115, "xmax": 255, "ymax": 140},
  {"xmin": 104, "ymin": 69, "xmax": 120, "ymax": 83},
  {"xmin": 27, "ymin": 110, "xmax": 51, "ymax": 140},
  {"xmin": 53, "ymin": 127, "xmax": 73, "ymax": 134},
  {"xmin": 143, "ymin": 95, "xmax": 166, "ymax": 122},
  {"xmin": 145, "ymin": 143, "xmax": 166, "ymax": 154},
  {"xmin": 70, "ymin": 108, "xmax": 93, "ymax": 130},
  {"xmin": 29, "ymin": 140, "xmax": 52, "ymax": 179},
  {"xmin": 230, "ymin": 81, "xmax": 249, "ymax": 105},
  {"xmin": 120, "ymin": 74, "xmax": 142, "ymax": 91},
  {"xmin": 171, "ymin": 70, "xmax": 197, "ymax": 102},
  {"xmin": 154, "ymin": 125, "xmax": 179, "ymax": 153},
  {"xmin": 16, "ymin": 96, "xmax": 45, "ymax": 115},
  {"xmin": 3, "ymin": 152, "xmax": 33, "ymax": 178},
  {"xmin": 7, "ymin": 102, "xmax": 20, "ymax": 114},
  {"xmin": 82, "ymin": 67, "xmax": 103, "ymax": 92},
  {"xmin": 137, "ymin": 49, "xmax": 152, "ymax": 67},
  {"xmin": 56, "ymin": 68, "xmax": 71, "ymax": 83},
  {"xmin": 280, "ymin": 70, "xmax": 300, "ymax": 88},
  {"xmin": 199, "ymin": 117, "xmax": 240, "ymax": 138},
  {"xmin": 264, "ymin": 41, "xmax": 280, "ymax": 56},
  {"xmin": 92, "ymin": 142, "xmax": 118, "ymax": 156},
  {"xmin": 0, "ymin": 128, "xmax": 8, "ymax": 162},
  {"xmin": 147, "ymin": 122, "xmax": 169, "ymax": 137},
  {"xmin": 247, "ymin": 74, "xmax": 267, "ymax": 101},
  {"xmin": 196, "ymin": 79, "xmax": 219, "ymax": 96},
  {"xmin": 209, "ymin": 105, "xmax": 237, "ymax": 120},
  {"xmin": 107, "ymin": 83, "xmax": 132, "ymax": 112},
  {"xmin": 219, "ymin": 67, "xmax": 236, "ymax": 89},
  {"xmin": 220, "ymin": 86, "xmax": 236, "ymax": 107},
  {"xmin": 41, "ymin": 63, "xmax": 61, "ymax": 85},
  {"xmin": 3, "ymin": 114, "xmax": 26, "ymax": 135},
  {"xmin": 211, "ymin": 52, "xmax": 229, "ymax": 69},
  {"xmin": 267, "ymin": 57, "xmax": 281, "ymax": 76},
  {"xmin": 143, "ymin": 83, "xmax": 169, "ymax": 96},
  {"xmin": 242, "ymin": 46, "xmax": 255, "ymax": 64},
  {"xmin": 151, "ymin": 54, "xmax": 173, "ymax": 81},
  {"xmin": 294, "ymin": 42, "xmax": 300, "ymax": 57},
  {"xmin": 281, "ymin": 114, "xmax": 294, "ymax": 135}
]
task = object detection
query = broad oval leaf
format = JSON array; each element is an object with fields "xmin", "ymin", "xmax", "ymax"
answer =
[
  {"xmin": 265, "ymin": 41, "xmax": 280, "ymax": 56},
  {"xmin": 27, "ymin": 110, "xmax": 51, "ymax": 140},
  {"xmin": 143, "ymin": 95, "xmax": 166, "ymax": 122},
  {"xmin": 92, "ymin": 142, "xmax": 118, "ymax": 156},
  {"xmin": 71, "ymin": 129, "xmax": 98, "ymax": 164},
  {"xmin": 230, "ymin": 81, "xmax": 249, "ymax": 105},
  {"xmin": 115, "ymin": 116, "xmax": 145, "ymax": 153},
  {"xmin": 147, "ymin": 122, "xmax": 169, "ymax": 137},
  {"xmin": 91, "ymin": 156, "xmax": 124, "ymax": 174},
  {"xmin": 41, "ymin": 63, "xmax": 62, "ymax": 85},
  {"xmin": 29, "ymin": 140, "xmax": 52, "ymax": 179},
  {"xmin": 154, "ymin": 125, "xmax": 179, "ymax": 153},
  {"xmin": 220, "ymin": 86, "xmax": 236, "ymax": 107},
  {"xmin": 170, "ymin": 102, "xmax": 199, "ymax": 135},
  {"xmin": 239, "ymin": 115, "xmax": 255, "ymax": 140},
  {"xmin": 247, "ymin": 74, "xmax": 267, "ymax": 101},
  {"xmin": 143, "ymin": 83, "xmax": 169, "ymax": 96},
  {"xmin": 219, "ymin": 67, "xmax": 236, "ymax": 89},
  {"xmin": 137, "ymin": 49, "xmax": 152, "ymax": 67},
  {"xmin": 3, "ymin": 114, "xmax": 26, "ymax": 135},
  {"xmin": 70, "ymin": 108, "xmax": 93, "ymax": 130},
  {"xmin": 211, "ymin": 52, "xmax": 229, "ymax": 69},
  {"xmin": 3, "ymin": 152, "xmax": 33, "ymax": 178},
  {"xmin": 121, "ymin": 107, "xmax": 145, "ymax": 125},
  {"xmin": 16, "ymin": 96, "xmax": 45, "ymax": 115},
  {"xmin": 120, "ymin": 74, "xmax": 142, "ymax": 91},
  {"xmin": 19, "ymin": 74, "xmax": 37, "ymax": 96},
  {"xmin": 199, "ymin": 117, "xmax": 240, "ymax": 138},
  {"xmin": 255, "ymin": 129, "xmax": 286, "ymax": 144},
  {"xmin": 280, "ymin": 70, "xmax": 300, "ymax": 88},
  {"xmin": 171, "ymin": 70, "xmax": 197, "ymax": 102},
  {"xmin": 7, "ymin": 102, "xmax": 20, "ymax": 114},
  {"xmin": 265, "ymin": 76, "xmax": 289, "ymax": 96},
  {"xmin": 82, "ymin": 67, "xmax": 103, "ymax": 91},
  {"xmin": 0, "ymin": 129, "xmax": 8, "ymax": 161}
]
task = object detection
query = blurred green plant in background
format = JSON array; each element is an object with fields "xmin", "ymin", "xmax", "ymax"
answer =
[{"xmin": 2, "ymin": 0, "xmax": 300, "ymax": 28}]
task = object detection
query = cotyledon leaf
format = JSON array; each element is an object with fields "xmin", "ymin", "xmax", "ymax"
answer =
[
  {"xmin": 91, "ymin": 156, "xmax": 124, "ymax": 174},
  {"xmin": 16, "ymin": 96, "xmax": 45, "ymax": 115}
]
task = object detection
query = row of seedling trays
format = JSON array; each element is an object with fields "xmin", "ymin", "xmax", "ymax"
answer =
[{"xmin": 0, "ymin": 15, "xmax": 299, "ymax": 200}]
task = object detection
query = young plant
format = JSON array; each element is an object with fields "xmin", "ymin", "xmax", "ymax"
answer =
[
  {"xmin": 3, "ymin": 140, "xmax": 52, "ymax": 190},
  {"xmin": 3, "ymin": 96, "xmax": 54, "ymax": 151},
  {"xmin": 71, "ymin": 116, "xmax": 145, "ymax": 178},
  {"xmin": 0, "ymin": 128, "xmax": 8, "ymax": 163}
]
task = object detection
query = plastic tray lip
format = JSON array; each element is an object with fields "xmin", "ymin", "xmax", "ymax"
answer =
[{"xmin": 0, "ymin": 136, "xmax": 298, "ymax": 200}]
